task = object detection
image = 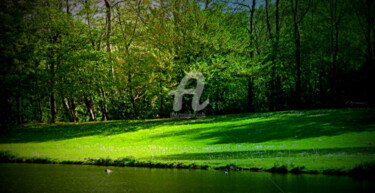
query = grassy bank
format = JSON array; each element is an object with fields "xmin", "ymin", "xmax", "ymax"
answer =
[{"xmin": 1, "ymin": 108, "xmax": 375, "ymax": 175}]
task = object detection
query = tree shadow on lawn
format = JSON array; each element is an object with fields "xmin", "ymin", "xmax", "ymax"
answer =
[
  {"xmin": 150, "ymin": 147, "xmax": 375, "ymax": 161},
  {"xmin": 1, "ymin": 108, "xmax": 374, "ymax": 143},
  {"xmin": 150, "ymin": 108, "xmax": 375, "ymax": 144},
  {"xmin": 0, "ymin": 119, "xmax": 199, "ymax": 143},
  {"xmin": 0, "ymin": 111, "xmax": 270, "ymax": 143}
]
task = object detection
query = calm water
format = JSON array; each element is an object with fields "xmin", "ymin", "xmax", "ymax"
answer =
[{"xmin": 0, "ymin": 163, "xmax": 373, "ymax": 193}]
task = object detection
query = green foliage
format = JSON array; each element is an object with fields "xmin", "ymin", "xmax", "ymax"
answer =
[{"xmin": 0, "ymin": 0, "xmax": 374, "ymax": 124}]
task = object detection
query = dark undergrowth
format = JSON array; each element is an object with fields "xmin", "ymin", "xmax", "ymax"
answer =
[{"xmin": 0, "ymin": 151, "xmax": 209, "ymax": 169}]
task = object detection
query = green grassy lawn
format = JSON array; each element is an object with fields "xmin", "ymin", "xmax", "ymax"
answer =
[{"xmin": 1, "ymin": 108, "xmax": 375, "ymax": 174}]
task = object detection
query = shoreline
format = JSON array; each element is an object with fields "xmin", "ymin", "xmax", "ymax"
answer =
[{"xmin": 1, "ymin": 151, "xmax": 374, "ymax": 178}]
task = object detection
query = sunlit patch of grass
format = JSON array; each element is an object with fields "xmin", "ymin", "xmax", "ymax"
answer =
[{"xmin": 0, "ymin": 108, "xmax": 375, "ymax": 175}]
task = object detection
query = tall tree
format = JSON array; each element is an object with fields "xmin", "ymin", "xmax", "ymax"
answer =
[{"xmin": 291, "ymin": 0, "xmax": 311, "ymax": 108}]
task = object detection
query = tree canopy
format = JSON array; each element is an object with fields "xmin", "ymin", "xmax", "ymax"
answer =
[{"xmin": 0, "ymin": 0, "xmax": 374, "ymax": 124}]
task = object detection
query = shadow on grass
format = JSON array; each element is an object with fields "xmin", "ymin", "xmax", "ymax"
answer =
[
  {"xmin": 0, "ymin": 111, "xmax": 266, "ymax": 143},
  {"xmin": 0, "ymin": 108, "xmax": 374, "ymax": 144},
  {"xmin": 150, "ymin": 147, "xmax": 375, "ymax": 160},
  {"xmin": 0, "ymin": 118, "xmax": 205, "ymax": 143},
  {"xmin": 150, "ymin": 108, "xmax": 375, "ymax": 144}
]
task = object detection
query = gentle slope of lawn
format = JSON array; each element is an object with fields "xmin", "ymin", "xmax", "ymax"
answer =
[{"xmin": 1, "ymin": 108, "xmax": 375, "ymax": 174}]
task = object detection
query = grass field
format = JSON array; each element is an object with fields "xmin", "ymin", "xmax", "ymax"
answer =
[{"xmin": 1, "ymin": 108, "xmax": 375, "ymax": 174}]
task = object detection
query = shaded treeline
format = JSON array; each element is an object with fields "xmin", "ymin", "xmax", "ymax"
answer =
[{"xmin": 0, "ymin": 0, "xmax": 373, "ymax": 124}]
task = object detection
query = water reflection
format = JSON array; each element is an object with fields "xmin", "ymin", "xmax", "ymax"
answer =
[{"xmin": 0, "ymin": 163, "xmax": 373, "ymax": 193}]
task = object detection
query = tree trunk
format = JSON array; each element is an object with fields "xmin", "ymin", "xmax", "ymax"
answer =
[
  {"xmin": 204, "ymin": 0, "xmax": 210, "ymax": 9},
  {"xmin": 104, "ymin": 0, "xmax": 115, "ymax": 79},
  {"xmin": 266, "ymin": 0, "xmax": 280, "ymax": 111},
  {"xmin": 292, "ymin": 0, "xmax": 302, "ymax": 109},
  {"xmin": 16, "ymin": 96, "xmax": 21, "ymax": 124},
  {"xmin": 49, "ymin": 53, "xmax": 57, "ymax": 123},
  {"xmin": 38, "ymin": 95, "xmax": 44, "ymax": 122},
  {"xmin": 159, "ymin": 80, "xmax": 164, "ymax": 117},
  {"xmin": 273, "ymin": 0, "xmax": 282, "ymax": 111},
  {"xmin": 63, "ymin": 98, "xmax": 78, "ymax": 122},
  {"xmin": 70, "ymin": 98, "xmax": 78, "ymax": 122},
  {"xmin": 295, "ymin": 27, "xmax": 302, "ymax": 109},
  {"xmin": 128, "ymin": 73, "xmax": 137, "ymax": 118},
  {"xmin": 330, "ymin": 0, "xmax": 340, "ymax": 106},
  {"xmin": 247, "ymin": 77, "xmax": 254, "ymax": 111},
  {"xmin": 84, "ymin": 97, "xmax": 95, "ymax": 121},
  {"xmin": 99, "ymin": 88, "xmax": 109, "ymax": 121},
  {"xmin": 365, "ymin": 0, "xmax": 374, "ymax": 106},
  {"xmin": 247, "ymin": 0, "xmax": 256, "ymax": 111},
  {"xmin": 265, "ymin": 0, "xmax": 272, "ymax": 39},
  {"xmin": 63, "ymin": 98, "xmax": 72, "ymax": 122},
  {"xmin": 65, "ymin": 0, "xmax": 70, "ymax": 15},
  {"xmin": 276, "ymin": 0, "xmax": 280, "ymax": 37},
  {"xmin": 249, "ymin": 0, "xmax": 256, "ymax": 58},
  {"xmin": 50, "ymin": 92, "xmax": 57, "ymax": 123}
]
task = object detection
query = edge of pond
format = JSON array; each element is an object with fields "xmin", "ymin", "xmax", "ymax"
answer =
[{"xmin": 1, "ymin": 150, "xmax": 374, "ymax": 179}]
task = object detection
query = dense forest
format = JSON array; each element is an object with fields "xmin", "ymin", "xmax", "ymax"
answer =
[{"xmin": 0, "ymin": 0, "xmax": 374, "ymax": 124}]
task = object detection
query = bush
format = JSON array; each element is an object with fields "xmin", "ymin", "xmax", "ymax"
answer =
[
  {"xmin": 0, "ymin": 151, "xmax": 18, "ymax": 162},
  {"xmin": 266, "ymin": 165, "xmax": 288, "ymax": 173},
  {"xmin": 95, "ymin": 158, "xmax": 113, "ymax": 166},
  {"xmin": 349, "ymin": 162, "xmax": 375, "ymax": 177}
]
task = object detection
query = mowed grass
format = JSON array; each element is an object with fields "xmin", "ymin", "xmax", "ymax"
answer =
[{"xmin": 1, "ymin": 108, "xmax": 375, "ymax": 173}]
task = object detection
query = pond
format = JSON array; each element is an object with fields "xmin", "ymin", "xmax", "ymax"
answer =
[{"xmin": 0, "ymin": 163, "xmax": 373, "ymax": 193}]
